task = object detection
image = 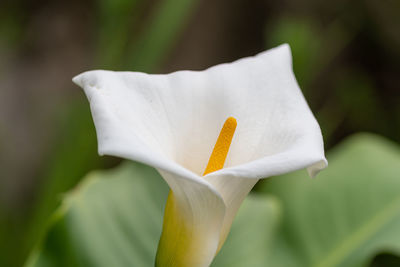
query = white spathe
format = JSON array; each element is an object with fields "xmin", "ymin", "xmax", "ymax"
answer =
[{"xmin": 73, "ymin": 44, "xmax": 327, "ymax": 267}]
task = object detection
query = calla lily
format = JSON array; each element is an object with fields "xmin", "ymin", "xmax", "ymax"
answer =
[{"xmin": 73, "ymin": 44, "xmax": 327, "ymax": 267}]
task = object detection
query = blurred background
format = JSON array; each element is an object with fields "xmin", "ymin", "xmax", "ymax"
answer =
[{"xmin": 0, "ymin": 0, "xmax": 399, "ymax": 266}]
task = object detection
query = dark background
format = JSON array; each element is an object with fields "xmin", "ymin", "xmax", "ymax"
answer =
[{"xmin": 0, "ymin": 0, "xmax": 399, "ymax": 266}]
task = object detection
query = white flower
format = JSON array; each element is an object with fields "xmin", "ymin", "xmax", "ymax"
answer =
[{"xmin": 73, "ymin": 44, "xmax": 327, "ymax": 267}]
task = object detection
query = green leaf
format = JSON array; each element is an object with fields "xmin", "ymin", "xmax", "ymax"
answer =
[
  {"xmin": 29, "ymin": 133, "xmax": 400, "ymax": 266},
  {"xmin": 259, "ymin": 133, "xmax": 400, "ymax": 267},
  {"xmin": 266, "ymin": 17, "xmax": 321, "ymax": 87},
  {"xmin": 26, "ymin": 162, "xmax": 280, "ymax": 267},
  {"xmin": 26, "ymin": 162, "xmax": 169, "ymax": 267},
  {"xmin": 212, "ymin": 194, "xmax": 281, "ymax": 267},
  {"xmin": 126, "ymin": 0, "xmax": 199, "ymax": 72},
  {"xmin": 95, "ymin": 0, "xmax": 142, "ymax": 68}
]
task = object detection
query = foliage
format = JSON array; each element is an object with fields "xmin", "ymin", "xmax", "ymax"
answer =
[
  {"xmin": 26, "ymin": 162, "xmax": 169, "ymax": 267},
  {"xmin": 259, "ymin": 133, "xmax": 400, "ymax": 267},
  {"xmin": 0, "ymin": 0, "xmax": 200, "ymax": 265},
  {"xmin": 26, "ymin": 134, "xmax": 400, "ymax": 266},
  {"xmin": 1, "ymin": 0, "xmax": 399, "ymax": 266},
  {"xmin": 25, "ymin": 162, "xmax": 280, "ymax": 267}
]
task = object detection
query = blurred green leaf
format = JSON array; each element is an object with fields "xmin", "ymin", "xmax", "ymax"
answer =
[
  {"xmin": 316, "ymin": 70, "xmax": 382, "ymax": 146},
  {"xmin": 259, "ymin": 133, "xmax": 400, "ymax": 267},
  {"xmin": 266, "ymin": 16, "xmax": 360, "ymax": 89},
  {"xmin": 0, "ymin": 1, "xmax": 24, "ymax": 48},
  {"xmin": 26, "ymin": 162, "xmax": 169, "ymax": 267},
  {"xmin": 23, "ymin": 0, "xmax": 202, "ymax": 263},
  {"xmin": 334, "ymin": 71, "xmax": 385, "ymax": 132},
  {"xmin": 212, "ymin": 195, "xmax": 281, "ymax": 267},
  {"xmin": 266, "ymin": 16, "xmax": 365, "ymax": 149},
  {"xmin": 23, "ymin": 101, "xmax": 105, "ymax": 265},
  {"xmin": 371, "ymin": 253, "xmax": 400, "ymax": 267},
  {"xmin": 266, "ymin": 17, "xmax": 321, "ymax": 87},
  {"xmin": 96, "ymin": 0, "xmax": 200, "ymax": 71},
  {"xmin": 126, "ymin": 0, "xmax": 199, "ymax": 72},
  {"xmin": 96, "ymin": 0, "xmax": 142, "ymax": 68},
  {"xmin": 26, "ymin": 161, "xmax": 280, "ymax": 267}
]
